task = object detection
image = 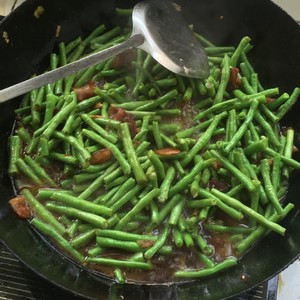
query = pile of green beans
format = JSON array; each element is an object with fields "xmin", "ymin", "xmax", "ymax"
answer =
[{"xmin": 8, "ymin": 8, "xmax": 300, "ymax": 283}]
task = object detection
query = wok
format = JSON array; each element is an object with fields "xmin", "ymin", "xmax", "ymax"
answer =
[{"xmin": 1, "ymin": 0, "xmax": 300, "ymax": 299}]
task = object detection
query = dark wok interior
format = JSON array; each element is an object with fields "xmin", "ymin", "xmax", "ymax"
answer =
[{"xmin": 1, "ymin": 0, "xmax": 300, "ymax": 299}]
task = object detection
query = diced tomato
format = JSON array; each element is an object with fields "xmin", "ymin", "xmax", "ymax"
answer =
[
  {"xmin": 73, "ymin": 81, "xmax": 96, "ymax": 101},
  {"xmin": 108, "ymin": 106, "xmax": 138, "ymax": 136},
  {"xmin": 9, "ymin": 195, "xmax": 32, "ymax": 219},
  {"xmin": 90, "ymin": 148, "xmax": 112, "ymax": 165}
]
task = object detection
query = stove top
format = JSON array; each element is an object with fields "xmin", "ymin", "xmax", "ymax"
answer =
[{"xmin": 0, "ymin": 242, "xmax": 276, "ymax": 300}]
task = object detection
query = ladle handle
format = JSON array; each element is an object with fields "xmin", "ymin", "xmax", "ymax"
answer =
[{"xmin": 0, "ymin": 34, "xmax": 144, "ymax": 103}]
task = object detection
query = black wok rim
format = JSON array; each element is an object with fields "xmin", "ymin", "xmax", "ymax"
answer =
[{"xmin": 1, "ymin": 0, "xmax": 300, "ymax": 299}]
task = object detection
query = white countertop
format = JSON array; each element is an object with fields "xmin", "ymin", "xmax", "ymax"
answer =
[
  {"xmin": 0, "ymin": 0, "xmax": 300, "ymax": 299},
  {"xmin": 272, "ymin": 0, "xmax": 300, "ymax": 22}
]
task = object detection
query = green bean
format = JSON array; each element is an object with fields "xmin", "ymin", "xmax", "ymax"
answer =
[
  {"xmin": 96, "ymin": 229, "xmax": 157, "ymax": 242},
  {"xmin": 83, "ymin": 162, "xmax": 113, "ymax": 174},
  {"xmin": 16, "ymin": 127, "xmax": 31, "ymax": 143},
  {"xmin": 120, "ymin": 122, "xmax": 147, "ymax": 185},
  {"xmin": 169, "ymin": 200, "xmax": 184, "ymax": 226},
  {"xmin": 87, "ymin": 246, "xmax": 104, "ymax": 257},
  {"xmin": 70, "ymin": 229, "xmax": 96, "ymax": 249},
  {"xmin": 48, "ymin": 152, "xmax": 79, "ymax": 166},
  {"xmin": 115, "ymin": 188, "xmax": 160, "ymax": 230},
  {"xmin": 96, "ymin": 236, "xmax": 146, "ymax": 253},
  {"xmin": 147, "ymin": 150, "xmax": 165, "ymax": 182},
  {"xmin": 190, "ymin": 174, "xmax": 201, "ymax": 198},
  {"xmin": 42, "ymin": 93, "xmax": 77, "ymax": 140},
  {"xmin": 14, "ymin": 105, "xmax": 31, "ymax": 115},
  {"xmin": 264, "ymin": 147, "xmax": 300, "ymax": 170},
  {"xmin": 31, "ymin": 218, "xmax": 84, "ymax": 262},
  {"xmin": 182, "ymin": 232, "xmax": 194, "ymax": 247},
  {"xmin": 82, "ymin": 129, "xmax": 131, "ymax": 175},
  {"xmin": 92, "ymin": 116, "xmax": 121, "ymax": 130},
  {"xmin": 78, "ymin": 166, "xmax": 117, "ymax": 199},
  {"xmin": 23, "ymin": 156, "xmax": 57, "ymax": 187},
  {"xmin": 132, "ymin": 64, "xmax": 161, "ymax": 96},
  {"xmin": 16, "ymin": 158, "xmax": 42, "ymax": 185},
  {"xmin": 254, "ymin": 110, "xmax": 281, "ymax": 148},
  {"xmin": 224, "ymin": 109, "xmax": 237, "ymax": 142},
  {"xmin": 111, "ymin": 100, "xmax": 153, "ymax": 110},
  {"xmin": 230, "ymin": 36, "xmax": 251, "ymax": 67},
  {"xmin": 72, "ymin": 172, "xmax": 101, "ymax": 184},
  {"xmin": 46, "ymin": 202, "xmax": 108, "ymax": 229},
  {"xmin": 144, "ymin": 226, "xmax": 170, "ymax": 259},
  {"xmin": 174, "ymin": 258, "xmax": 237, "ymax": 278},
  {"xmin": 116, "ymin": 7, "xmax": 133, "ymax": 17},
  {"xmin": 205, "ymin": 46, "xmax": 235, "ymax": 55},
  {"xmin": 234, "ymin": 88, "xmax": 278, "ymax": 102},
  {"xmin": 37, "ymin": 188, "xmax": 73, "ymax": 199},
  {"xmin": 152, "ymin": 120, "xmax": 164, "ymax": 149},
  {"xmin": 160, "ymin": 132, "xmax": 178, "ymax": 148},
  {"xmin": 192, "ymin": 97, "xmax": 237, "ymax": 122},
  {"xmin": 169, "ymin": 158, "xmax": 216, "ymax": 198},
  {"xmin": 90, "ymin": 26, "xmax": 121, "ymax": 45},
  {"xmin": 194, "ymin": 32, "xmax": 215, "ymax": 47},
  {"xmin": 81, "ymin": 113, "xmax": 117, "ymax": 144},
  {"xmin": 114, "ymin": 268, "xmax": 125, "ymax": 284},
  {"xmin": 276, "ymin": 87, "xmax": 300, "ymax": 120},
  {"xmin": 50, "ymin": 192, "xmax": 112, "ymax": 217},
  {"xmin": 209, "ymin": 150, "xmax": 256, "ymax": 191},
  {"xmin": 8, "ymin": 135, "xmax": 21, "ymax": 176},
  {"xmin": 198, "ymin": 188, "xmax": 243, "ymax": 221},
  {"xmin": 158, "ymin": 166, "xmax": 176, "ymax": 202},
  {"xmin": 173, "ymin": 228, "xmax": 184, "ymax": 247},
  {"xmin": 102, "ymin": 166, "xmax": 124, "ymax": 185},
  {"xmin": 236, "ymin": 203, "xmax": 294, "ymax": 254},
  {"xmin": 58, "ymin": 42, "xmax": 67, "ymax": 66},
  {"xmin": 105, "ymin": 177, "xmax": 136, "ymax": 207},
  {"xmin": 198, "ymin": 207, "xmax": 210, "ymax": 221},
  {"xmin": 204, "ymin": 77, "xmax": 216, "ymax": 97},
  {"xmin": 195, "ymin": 235, "xmax": 213, "ymax": 256},
  {"xmin": 187, "ymin": 199, "xmax": 217, "ymax": 209},
  {"xmin": 22, "ymin": 189, "xmax": 65, "ymax": 234},
  {"xmin": 282, "ymin": 127, "xmax": 294, "ymax": 178},
  {"xmin": 223, "ymin": 99, "xmax": 259, "ymax": 154},
  {"xmin": 76, "ymin": 95, "xmax": 101, "ymax": 111},
  {"xmin": 147, "ymin": 168, "xmax": 158, "ymax": 189},
  {"xmin": 52, "ymin": 131, "xmax": 91, "ymax": 166},
  {"xmin": 67, "ymin": 220, "xmax": 80, "ymax": 239},
  {"xmin": 266, "ymin": 92, "xmax": 289, "ymax": 110},
  {"xmin": 105, "ymin": 174, "xmax": 131, "ymax": 189},
  {"xmin": 182, "ymin": 86, "xmax": 193, "ymax": 102},
  {"xmin": 210, "ymin": 188, "xmax": 286, "ymax": 235},
  {"xmin": 86, "ymin": 257, "xmax": 152, "ymax": 270},
  {"xmin": 104, "ymin": 214, "xmax": 119, "ymax": 228},
  {"xmin": 243, "ymin": 137, "xmax": 269, "ymax": 156},
  {"xmin": 136, "ymin": 89, "xmax": 178, "ymax": 111},
  {"xmin": 260, "ymin": 159, "xmax": 283, "ymax": 214},
  {"xmin": 271, "ymin": 153, "xmax": 281, "ymax": 193},
  {"xmin": 214, "ymin": 55, "xmax": 230, "ymax": 104},
  {"xmin": 260, "ymin": 104, "xmax": 279, "ymax": 123},
  {"xmin": 156, "ymin": 78, "xmax": 177, "ymax": 89},
  {"xmin": 181, "ymin": 112, "xmax": 226, "ymax": 166},
  {"xmin": 203, "ymin": 223, "xmax": 254, "ymax": 234}
]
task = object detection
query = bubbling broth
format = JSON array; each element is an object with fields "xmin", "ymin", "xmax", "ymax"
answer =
[{"xmin": 8, "ymin": 8, "xmax": 298, "ymax": 284}]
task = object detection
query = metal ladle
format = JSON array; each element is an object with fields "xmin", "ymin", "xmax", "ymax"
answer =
[{"xmin": 0, "ymin": 0, "xmax": 209, "ymax": 103}]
